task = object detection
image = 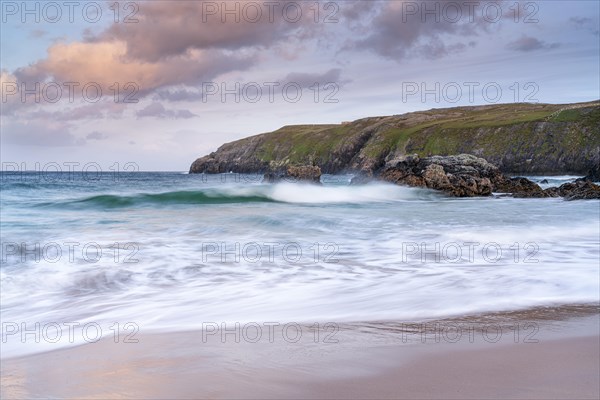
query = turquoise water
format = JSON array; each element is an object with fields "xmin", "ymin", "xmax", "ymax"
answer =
[{"xmin": 1, "ymin": 172, "xmax": 599, "ymax": 356}]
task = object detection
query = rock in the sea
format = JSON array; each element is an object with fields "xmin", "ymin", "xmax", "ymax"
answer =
[
  {"xmin": 545, "ymin": 181, "xmax": 600, "ymax": 200},
  {"xmin": 378, "ymin": 154, "xmax": 572, "ymax": 198},
  {"xmin": 494, "ymin": 177, "xmax": 550, "ymax": 198},
  {"xmin": 379, "ymin": 154, "xmax": 498, "ymax": 197},
  {"xmin": 263, "ymin": 165, "xmax": 322, "ymax": 184},
  {"xmin": 287, "ymin": 165, "xmax": 322, "ymax": 183}
]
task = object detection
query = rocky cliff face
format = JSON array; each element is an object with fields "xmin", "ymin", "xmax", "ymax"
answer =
[
  {"xmin": 189, "ymin": 101, "xmax": 600, "ymax": 176},
  {"xmin": 378, "ymin": 154, "xmax": 600, "ymax": 199}
]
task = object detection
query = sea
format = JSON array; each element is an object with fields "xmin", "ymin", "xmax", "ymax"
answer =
[{"xmin": 1, "ymin": 172, "xmax": 599, "ymax": 357}]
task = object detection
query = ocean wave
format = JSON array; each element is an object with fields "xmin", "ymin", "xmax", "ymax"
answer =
[
  {"xmin": 47, "ymin": 183, "xmax": 436, "ymax": 209},
  {"xmin": 71, "ymin": 191, "xmax": 276, "ymax": 208}
]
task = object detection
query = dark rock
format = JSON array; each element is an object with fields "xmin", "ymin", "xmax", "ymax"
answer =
[
  {"xmin": 540, "ymin": 179, "xmax": 549, "ymax": 184},
  {"xmin": 494, "ymin": 177, "xmax": 550, "ymax": 198},
  {"xmin": 378, "ymin": 154, "xmax": 564, "ymax": 198},
  {"xmin": 287, "ymin": 165, "xmax": 321, "ymax": 183},
  {"xmin": 379, "ymin": 154, "xmax": 498, "ymax": 197},
  {"xmin": 263, "ymin": 165, "xmax": 322, "ymax": 184},
  {"xmin": 545, "ymin": 181, "xmax": 600, "ymax": 200}
]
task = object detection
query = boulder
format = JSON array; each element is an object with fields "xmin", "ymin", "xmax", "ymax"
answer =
[
  {"xmin": 379, "ymin": 154, "xmax": 497, "ymax": 197},
  {"xmin": 545, "ymin": 181, "xmax": 600, "ymax": 200},
  {"xmin": 494, "ymin": 177, "xmax": 550, "ymax": 198},
  {"xmin": 287, "ymin": 165, "xmax": 322, "ymax": 183}
]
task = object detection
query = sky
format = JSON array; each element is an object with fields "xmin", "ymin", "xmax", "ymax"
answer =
[{"xmin": 1, "ymin": 0, "xmax": 599, "ymax": 171}]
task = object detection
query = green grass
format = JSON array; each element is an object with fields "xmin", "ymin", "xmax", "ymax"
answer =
[
  {"xmin": 256, "ymin": 124, "xmax": 347, "ymax": 164},
  {"xmin": 550, "ymin": 109, "xmax": 581, "ymax": 122},
  {"xmin": 439, "ymin": 110, "xmax": 554, "ymax": 129}
]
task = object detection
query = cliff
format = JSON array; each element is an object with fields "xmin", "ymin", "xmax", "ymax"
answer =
[{"xmin": 189, "ymin": 101, "xmax": 600, "ymax": 176}]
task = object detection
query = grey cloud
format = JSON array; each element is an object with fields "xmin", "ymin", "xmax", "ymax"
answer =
[
  {"xmin": 569, "ymin": 16, "xmax": 599, "ymax": 36},
  {"xmin": 86, "ymin": 131, "xmax": 108, "ymax": 140},
  {"xmin": 28, "ymin": 29, "xmax": 47, "ymax": 39},
  {"xmin": 282, "ymin": 68, "xmax": 349, "ymax": 88},
  {"xmin": 12, "ymin": 66, "xmax": 48, "ymax": 87},
  {"xmin": 347, "ymin": 0, "xmax": 516, "ymax": 61},
  {"xmin": 154, "ymin": 88, "xmax": 204, "ymax": 102},
  {"xmin": 340, "ymin": 0, "xmax": 382, "ymax": 21},
  {"xmin": 173, "ymin": 109, "xmax": 197, "ymax": 119},
  {"xmin": 338, "ymin": 0, "xmax": 383, "ymax": 34},
  {"xmin": 414, "ymin": 41, "xmax": 468, "ymax": 60},
  {"xmin": 155, "ymin": 68, "xmax": 350, "ymax": 101},
  {"xmin": 570, "ymin": 17, "xmax": 592, "ymax": 25},
  {"xmin": 136, "ymin": 102, "xmax": 198, "ymax": 119},
  {"xmin": 506, "ymin": 36, "xmax": 560, "ymax": 52}
]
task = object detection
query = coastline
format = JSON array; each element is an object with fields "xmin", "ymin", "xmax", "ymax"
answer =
[{"xmin": 2, "ymin": 304, "xmax": 598, "ymax": 399}]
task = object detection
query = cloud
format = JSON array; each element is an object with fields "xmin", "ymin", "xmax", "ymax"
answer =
[
  {"xmin": 136, "ymin": 102, "xmax": 197, "ymax": 119},
  {"xmin": 28, "ymin": 29, "xmax": 47, "ymax": 39},
  {"xmin": 570, "ymin": 16, "xmax": 593, "ymax": 26},
  {"xmin": 97, "ymin": 1, "xmax": 324, "ymax": 62},
  {"xmin": 346, "ymin": 0, "xmax": 517, "ymax": 61},
  {"xmin": 18, "ymin": 102, "xmax": 126, "ymax": 121},
  {"xmin": 5, "ymin": 1, "xmax": 332, "ymax": 118},
  {"xmin": 340, "ymin": 0, "xmax": 382, "ymax": 25},
  {"xmin": 506, "ymin": 36, "xmax": 560, "ymax": 52},
  {"xmin": 7, "ymin": 1, "xmax": 351, "ymax": 104},
  {"xmin": 86, "ymin": 131, "xmax": 108, "ymax": 140},
  {"xmin": 569, "ymin": 16, "xmax": 599, "ymax": 36},
  {"xmin": 347, "ymin": 1, "xmax": 452, "ymax": 59},
  {"xmin": 154, "ymin": 69, "xmax": 349, "ymax": 101},
  {"xmin": 14, "ymin": 41, "xmax": 256, "ymax": 98},
  {"xmin": 154, "ymin": 88, "xmax": 204, "ymax": 102},
  {"xmin": 415, "ymin": 41, "xmax": 469, "ymax": 60},
  {"xmin": 282, "ymin": 68, "xmax": 348, "ymax": 88},
  {"xmin": 1, "ymin": 70, "xmax": 20, "ymax": 113},
  {"xmin": 9, "ymin": 0, "xmax": 503, "ymax": 106}
]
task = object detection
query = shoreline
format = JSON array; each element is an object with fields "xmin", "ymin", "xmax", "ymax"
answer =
[
  {"xmin": 2, "ymin": 303, "xmax": 598, "ymax": 359},
  {"xmin": 2, "ymin": 304, "xmax": 598, "ymax": 399}
]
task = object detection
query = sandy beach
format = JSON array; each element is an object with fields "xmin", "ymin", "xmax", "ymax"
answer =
[{"xmin": 2, "ymin": 306, "xmax": 598, "ymax": 399}]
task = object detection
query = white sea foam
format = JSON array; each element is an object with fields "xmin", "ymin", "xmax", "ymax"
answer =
[{"xmin": 267, "ymin": 182, "xmax": 432, "ymax": 203}]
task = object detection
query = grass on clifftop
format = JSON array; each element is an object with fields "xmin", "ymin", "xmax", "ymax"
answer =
[{"xmin": 256, "ymin": 124, "xmax": 344, "ymax": 164}]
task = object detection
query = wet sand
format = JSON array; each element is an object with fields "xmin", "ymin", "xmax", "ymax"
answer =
[{"xmin": 2, "ymin": 306, "xmax": 599, "ymax": 399}]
